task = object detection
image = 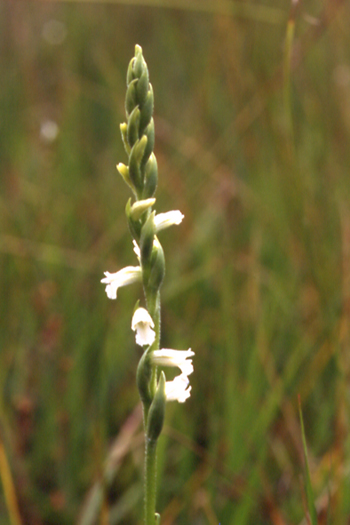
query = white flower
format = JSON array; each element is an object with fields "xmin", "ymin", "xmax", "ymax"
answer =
[
  {"xmin": 154, "ymin": 210, "xmax": 184, "ymax": 232},
  {"xmin": 152, "ymin": 349, "xmax": 194, "ymax": 403},
  {"xmin": 152, "ymin": 349, "xmax": 194, "ymax": 376},
  {"xmin": 100, "ymin": 266, "xmax": 142, "ymax": 300},
  {"xmin": 165, "ymin": 373, "xmax": 191, "ymax": 403},
  {"xmin": 131, "ymin": 307, "xmax": 156, "ymax": 347}
]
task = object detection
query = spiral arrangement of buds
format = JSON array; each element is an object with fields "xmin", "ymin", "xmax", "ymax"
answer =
[
  {"xmin": 120, "ymin": 46, "xmax": 165, "ymax": 320},
  {"xmin": 101, "ymin": 45, "xmax": 193, "ymax": 524}
]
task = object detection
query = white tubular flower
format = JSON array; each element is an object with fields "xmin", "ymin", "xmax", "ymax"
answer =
[
  {"xmin": 132, "ymin": 307, "xmax": 156, "ymax": 347},
  {"xmin": 101, "ymin": 266, "xmax": 142, "ymax": 300},
  {"xmin": 152, "ymin": 349, "xmax": 194, "ymax": 376},
  {"xmin": 165, "ymin": 374, "xmax": 191, "ymax": 403},
  {"xmin": 154, "ymin": 210, "xmax": 184, "ymax": 232}
]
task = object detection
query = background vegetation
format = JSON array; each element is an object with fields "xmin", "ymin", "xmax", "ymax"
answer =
[{"xmin": 1, "ymin": 0, "xmax": 350, "ymax": 523}]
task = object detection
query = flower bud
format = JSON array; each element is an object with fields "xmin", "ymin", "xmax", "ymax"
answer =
[
  {"xmin": 120, "ymin": 122, "xmax": 131, "ymax": 155},
  {"xmin": 125, "ymin": 198, "xmax": 141, "ymax": 241},
  {"xmin": 139, "ymin": 85, "xmax": 154, "ymax": 134},
  {"xmin": 129, "ymin": 136, "xmax": 148, "ymax": 191},
  {"xmin": 130, "ymin": 198, "xmax": 156, "ymax": 221},
  {"xmin": 134, "ymin": 45, "xmax": 147, "ymax": 79},
  {"xmin": 117, "ymin": 163, "xmax": 135, "ymax": 193},
  {"xmin": 134, "ymin": 135, "xmax": 148, "ymax": 164},
  {"xmin": 142, "ymin": 153, "xmax": 158, "ymax": 199},
  {"xmin": 126, "ymin": 56, "xmax": 136, "ymax": 85},
  {"xmin": 125, "ymin": 78, "xmax": 138, "ymax": 116},
  {"xmin": 127, "ymin": 106, "xmax": 141, "ymax": 148},
  {"xmin": 136, "ymin": 69, "xmax": 149, "ymax": 107}
]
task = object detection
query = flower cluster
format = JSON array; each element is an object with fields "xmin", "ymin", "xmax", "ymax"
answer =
[
  {"xmin": 101, "ymin": 45, "xmax": 194, "ymax": 414},
  {"xmin": 132, "ymin": 308, "xmax": 194, "ymax": 402}
]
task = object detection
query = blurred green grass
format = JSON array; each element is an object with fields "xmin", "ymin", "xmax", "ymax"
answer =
[{"xmin": 1, "ymin": 0, "xmax": 350, "ymax": 523}]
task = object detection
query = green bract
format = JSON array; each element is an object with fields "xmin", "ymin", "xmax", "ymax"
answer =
[{"xmin": 147, "ymin": 371, "xmax": 166, "ymax": 443}]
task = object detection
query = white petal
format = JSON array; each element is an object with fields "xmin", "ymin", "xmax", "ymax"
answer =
[
  {"xmin": 131, "ymin": 307, "xmax": 156, "ymax": 347},
  {"xmin": 131, "ymin": 307, "xmax": 154, "ymax": 329},
  {"xmin": 135, "ymin": 326, "xmax": 156, "ymax": 347},
  {"xmin": 154, "ymin": 210, "xmax": 184, "ymax": 232},
  {"xmin": 106, "ymin": 283, "xmax": 117, "ymax": 299},
  {"xmin": 165, "ymin": 374, "xmax": 192, "ymax": 403}
]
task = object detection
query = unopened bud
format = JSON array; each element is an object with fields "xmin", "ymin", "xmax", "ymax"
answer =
[
  {"xmin": 143, "ymin": 153, "xmax": 158, "ymax": 199},
  {"xmin": 125, "ymin": 78, "xmax": 138, "ymax": 116},
  {"xmin": 120, "ymin": 122, "xmax": 131, "ymax": 155},
  {"xmin": 117, "ymin": 163, "xmax": 135, "ymax": 193},
  {"xmin": 127, "ymin": 107, "xmax": 141, "ymax": 148},
  {"xmin": 130, "ymin": 198, "xmax": 156, "ymax": 221}
]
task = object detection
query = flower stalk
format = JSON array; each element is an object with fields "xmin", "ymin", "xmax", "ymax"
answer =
[{"xmin": 101, "ymin": 45, "xmax": 193, "ymax": 525}]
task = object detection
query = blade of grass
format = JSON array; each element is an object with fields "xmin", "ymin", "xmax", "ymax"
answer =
[
  {"xmin": 298, "ymin": 395, "xmax": 317, "ymax": 525},
  {"xmin": 0, "ymin": 431, "xmax": 22, "ymax": 525}
]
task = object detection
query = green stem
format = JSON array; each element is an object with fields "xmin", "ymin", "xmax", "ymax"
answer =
[
  {"xmin": 143, "ymin": 289, "xmax": 161, "ymax": 524},
  {"xmin": 144, "ymin": 438, "xmax": 158, "ymax": 525},
  {"xmin": 145, "ymin": 290, "xmax": 161, "ymax": 340},
  {"xmin": 144, "ymin": 290, "xmax": 161, "ymax": 398}
]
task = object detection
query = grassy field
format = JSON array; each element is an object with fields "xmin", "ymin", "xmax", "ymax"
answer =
[{"xmin": 1, "ymin": 0, "xmax": 350, "ymax": 523}]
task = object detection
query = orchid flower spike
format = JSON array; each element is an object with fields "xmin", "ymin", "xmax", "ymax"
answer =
[
  {"xmin": 132, "ymin": 307, "xmax": 156, "ymax": 347},
  {"xmin": 101, "ymin": 45, "xmax": 192, "ymax": 524},
  {"xmin": 101, "ymin": 266, "xmax": 142, "ymax": 300}
]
